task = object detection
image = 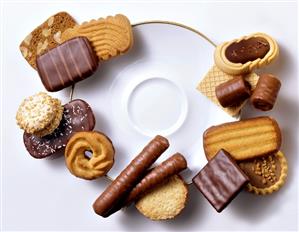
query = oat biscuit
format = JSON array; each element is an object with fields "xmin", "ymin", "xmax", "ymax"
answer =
[
  {"xmin": 19, "ymin": 12, "xmax": 77, "ymax": 69},
  {"xmin": 203, "ymin": 117, "xmax": 281, "ymax": 161},
  {"xmin": 135, "ymin": 175, "xmax": 188, "ymax": 220},
  {"xmin": 239, "ymin": 151, "xmax": 287, "ymax": 195},
  {"xmin": 197, "ymin": 65, "xmax": 259, "ymax": 116},
  {"xmin": 61, "ymin": 14, "xmax": 133, "ymax": 61}
]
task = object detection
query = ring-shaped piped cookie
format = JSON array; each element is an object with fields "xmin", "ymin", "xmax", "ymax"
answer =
[{"xmin": 65, "ymin": 131, "xmax": 115, "ymax": 180}]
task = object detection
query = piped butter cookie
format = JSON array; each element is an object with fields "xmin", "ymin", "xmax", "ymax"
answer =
[
  {"xmin": 238, "ymin": 151, "xmax": 288, "ymax": 195},
  {"xmin": 19, "ymin": 11, "xmax": 77, "ymax": 69}
]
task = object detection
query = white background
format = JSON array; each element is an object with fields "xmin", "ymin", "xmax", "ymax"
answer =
[{"xmin": 1, "ymin": 1, "xmax": 298, "ymax": 231}]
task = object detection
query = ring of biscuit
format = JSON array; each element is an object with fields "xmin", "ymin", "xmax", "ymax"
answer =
[{"xmin": 65, "ymin": 131, "xmax": 115, "ymax": 180}]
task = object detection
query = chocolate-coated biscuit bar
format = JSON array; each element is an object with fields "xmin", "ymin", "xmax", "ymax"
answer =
[
  {"xmin": 250, "ymin": 74, "xmax": 281, "ymax": 111},
  {"xmin": 36, "ymin": 37, "xmax": 99, "ymax": 92},
  {"xmin": 192, "ymin": 149, "xmax": 249, "ymax": 212},
  {"xmin": 93, "ymin": 135, "xmax": 169, "ymax": 217},
  {"xmin": 124, "ymin": 153, "xmax": 187, "ymax": 206},
  {"xmin": 215, "ymin": 75, "xmax": 251, "ymax": 107}
]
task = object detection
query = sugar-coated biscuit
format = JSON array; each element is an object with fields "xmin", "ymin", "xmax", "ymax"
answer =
[
  {"xmin": 214, "ymin": 33, "xmax": 279, "ymax": 75},
  {"xmin": 16, "ymin": 92, "xmax": 63, "ymax": 137},
  {"xmin": 61, "ymin": 14, "xmax": 133, "ymax": 61},
  {"xmin": 197, "ymin": 65, "xmax": 259, "ymax": 116},
  {"xmin": 239, "ymin": 151, "xmax": 287, "ymax": 195},
  {"xmin": 19, "ymin": 12, "xmax": 77, "ymax": 69},
  {"xmin": 135, "ymin": 175, "xmax": 188, "ymax": 220},
  {"xmin": 203, "ymin": 117, "xmax": 281, "ymax": 161},
  {"xmin": 65, "ymin": 131, "xmax": 115, "ymax": 180}
]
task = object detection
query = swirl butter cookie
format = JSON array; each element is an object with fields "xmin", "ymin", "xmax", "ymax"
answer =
[{"xmin": 239, "ymin": 151, "xmax": 288, "ymax": 195}]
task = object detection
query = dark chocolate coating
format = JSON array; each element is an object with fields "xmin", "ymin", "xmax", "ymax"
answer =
[
  {"xmin": 93, "ymin": 135, "xmax": 169, "ymax": 217},
  {"xmin": 192, "ymin": 149, "xmax": 249, "ymax": 212},
  {"xmin": 37, "ymin": 37, "xmax": 99, "ymax": 92},
  {"xmin": 251, "ymin": 74, "xmax": 281, "ymax": 111},
  {"xmin": 23, "ymin": 99, "xmax": 95, "ymax": 159},
  {"xmin": 124, "ymin": 153, "xmax": 187, "ymax": 206},
  {"xmin": 225, "ymin": 37, "xmax": 270, "ymax": 64},
  {"xmin": 215, "ymin": 75, "xmax": 251, "ymax": 107}
]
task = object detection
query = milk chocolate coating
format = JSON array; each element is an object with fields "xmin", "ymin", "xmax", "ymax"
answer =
[
  {"xmin": 37, "ymin": 37, "xmax": 99, "ymax": 92},
  {"xmin": 124, "ymin": 153, "xmax": 187, "ymax": 206},
  {"xmin": 23, "ymin": 99, "xmax": 95, "ymax": 158},
  {"xmin": 251, "ymin": 74, "xmax": 281, "ymax": 111},
  {"xmin": 215, "ymin": 75, "xmax": 251, "ymax": 107},
  {"xmin": 93, "ymin": 135, "xmax": 169, "ymax": 217},
  {"xmin": 225, "ymin": 37, "xmax": 270, "ymax": 64},
  {"xmin": 192, "ymin": 149, "xmax": 249, "ymax": 212}
]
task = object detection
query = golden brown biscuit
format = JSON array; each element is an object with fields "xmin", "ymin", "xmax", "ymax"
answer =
[
  {"xmin": 65, "ymin": 131, "xmax": 115, "ymax": 180},
  {"xmin": 197, "ymin": 65, "xmax": 259, "ymax": 116},
  {"xmin": 19, "ymin": 12, "xmax": 77, "ymax": 69},
  {"xmin": 203, "ymin": 117, "xmax": 281, "ymax": 161},
  {"xmin": 214, "ymin": 33, "xmax": 279, "ymax": 75},
  {"xmin": 135, "ymin": 175, "xmax": 188, "ymax": 220},
  {"xmin": 16, "ymin": 92, "xmax": 63, "ymax": 137},
  {"xmin": 239, "ymin": 151, "xmax": 287, "ymax": 195},
  {"xmin": 61, "ymin": 14, "xmax": 133, "ymax": 61}
]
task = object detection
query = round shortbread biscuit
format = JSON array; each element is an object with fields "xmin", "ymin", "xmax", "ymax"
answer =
[
  {"xmin": 16, "ymin": 92, "xmax": 63, "ymax": 136},
  {"xmin": 135, "ymin": 175, "xmax": 188, "ymax": 220},
  {"xmin": 239, "ymin": 151, "xmax": 287, "ymax": 195}
]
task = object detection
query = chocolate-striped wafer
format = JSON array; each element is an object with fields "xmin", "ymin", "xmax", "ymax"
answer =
[
  {"xmin": 93, "ymin": 135, "xmax": 169, "ymax": 217},
  {"xmin": 204, "ymin": 117, "xmax": 281, "ymax": 161},
  {"xmin": 124, "ymin": 153, "xmax": 187, "ymax": 206}
]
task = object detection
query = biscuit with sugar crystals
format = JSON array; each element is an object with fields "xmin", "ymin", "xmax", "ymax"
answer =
[
  {"xmin": 61, "ymin": 14, "xmax": 133, "ymax": 61},
  {"xmin": 135, "ymin": 175, "xmax": 188, "ymax": 220}
]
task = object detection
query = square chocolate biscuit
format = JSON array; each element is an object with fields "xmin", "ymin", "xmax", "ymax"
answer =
[
  {"xmin": 37, "ymin": 36, "xmax": 99, "ymax": 92},
  {"xmin": 192, "ymin": 149, "xmax": 249, "ymax": 212}
]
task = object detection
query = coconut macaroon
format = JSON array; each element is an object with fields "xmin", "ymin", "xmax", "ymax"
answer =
[
  {"xmin": 16, "ymin": 92, "xmax": 63, "ymax": 137},
  {"xmin": 135, "ymin": 175, "xmax": 188, "ymax": 220}
]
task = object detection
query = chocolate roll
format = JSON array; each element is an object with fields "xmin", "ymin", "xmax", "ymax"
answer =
[
  {"xmin": 124, "ymin": 153, "xmax": 187, "ymax": 206},
  {"xmin": 37, "ymin": 37, "xmax": 99, "ymax": 92},
  {"xmin": 93, "ymin": 135, "xmax": 169, "ymax": 217},
  {"xmin": 215, "ymin": 75, "xmax": 251, "ymax": 107},
  {"xmin": 250, "ymin": 74, "xmax": 281, "ymax": 111}
]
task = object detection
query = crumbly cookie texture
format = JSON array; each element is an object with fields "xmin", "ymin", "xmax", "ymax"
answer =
[
  {"xmin": 239, "ymin": 151, "xmax": 288, "ymax": 195},
  {"xmin": 135, "ymin": 175, "xmax": 188, "ymax": 220},
  {"xmin": 16, "ymin": 92, "xmax": 63, "ymax": 136},
  {"xmin": 19, "ymin": 11, "xmax": 77, "ymax": 69}
]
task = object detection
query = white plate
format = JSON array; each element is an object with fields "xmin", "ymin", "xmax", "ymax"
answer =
[{"xmin": 72, "ymin": 22, "xmax": 236, "ymax": 183}]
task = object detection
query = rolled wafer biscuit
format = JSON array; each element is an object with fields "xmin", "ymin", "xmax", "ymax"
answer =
[
  {"xmin": 124, "ymin": 153, "xmax": 187, "ymax": 206},
  {"xmin": 93, "ymin": 135, "xmax": 169, "ymax": 217},
  {"xmin": 203, "ymin": 117, "xmax": 281, "ymax": 161}
]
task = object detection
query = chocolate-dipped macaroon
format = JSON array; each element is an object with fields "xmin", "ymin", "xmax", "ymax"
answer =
[
  {"xmin": 250, "ymin": 74, "xmax": 281, "ymax": 111},
  {"xmin": 215, "ymin": 75, "xmax": 251, "ymax": 107}
]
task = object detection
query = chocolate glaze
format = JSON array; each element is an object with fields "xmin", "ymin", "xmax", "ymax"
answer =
[
  {"xmin": 37, "ymin": 37, "xmax": 99, "ymax": 92},
  {"xmin": 23, "ymin": 99, "xmax": 95, "ymax": 159},
  {"xmin": 215, "ymin": 75, "xmax": 251, "ymax": 107},
  {"xmin": 192, "ymin": 149, "xmax": 249, "ymax": 212},
  {"xmin": 225, "ymin": 37, "xmax": 270, "ymax": 64}
]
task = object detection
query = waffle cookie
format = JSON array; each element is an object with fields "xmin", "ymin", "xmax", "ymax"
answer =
[
  {"xmin": 197, "ymin": 65, "xmax": 259, "ymax": 116},
  {"xmin": 135, "ymin": 175, "xmax": 188, "ymax": 220},
  {"xmin": 19, "ymin": 12, "xmax": 77, "ymax": 69},
  {"xmin": 239, "ymin": 151, "xmax": 288, "ymax": 195},
  {"xmin": 203, "ymin": 117, "xmax": 281, "ymax": 161},
  {"xmin": 61, "ymin": 14, "xmax": 133, "ymax": 61}
]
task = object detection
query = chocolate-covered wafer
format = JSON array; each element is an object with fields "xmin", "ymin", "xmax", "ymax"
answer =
[
  {"xmin": 93, "ymin": 135, "xmax": 169, "ymax": 217},
  {"xmin": 250, "ymin": 74, "xmax": 281, "ymax": 111},
  {"xmin": 192, "ymin": 149, "xmax": 249, "ymax": 212},
  {"xmin": 215, "ymin": 75, "xmax": 251, "ymax": 107},
  {"xmin": 37, "ymin": 37, "xmax": 99, "ymax": 92},
  {"xmin": 124, "ymin": 153, "xmax": 187, "ymax": 206}
]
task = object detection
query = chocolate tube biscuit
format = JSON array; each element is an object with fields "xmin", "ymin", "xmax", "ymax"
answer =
[
  {"xmin": 124, "ymin": 153, "xmax": 187, "ymax": 206},
  {"xmin": 250, "ymin": 74, "xmax": 281, "ymax": 111},
  {"xmin": 93, "ymin": 135, "xmax": 169, "ymax": 217},
  {"xmin": 215, "ymin": 76, "xmax": 251, "ymax": 107}
]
